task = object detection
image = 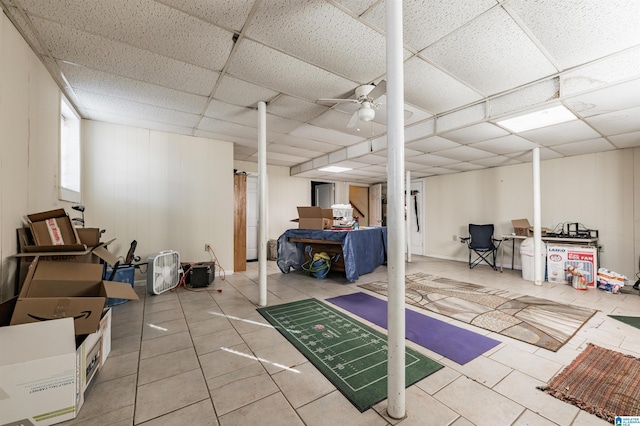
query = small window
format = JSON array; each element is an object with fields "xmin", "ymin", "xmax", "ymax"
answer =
[{"xmin": 59, "ymin": 96, "xmax": 81, "ymax": 202}]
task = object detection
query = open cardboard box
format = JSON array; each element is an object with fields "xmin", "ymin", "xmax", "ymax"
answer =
[
  {"xmin": 0, "ymin": 302, "xmax": 113, "ymax": 426},
  {"xmin": 10, "ymin": 258, "xmax": 138, "ymax": 335},
  {"xmin": 24, "ymin": 208, "xmax": 85, "ymax": 252},
  {"xmin": 511, "ymin": 219, "xmax": 550, "ymax": 237},
  {"xmin": 297, "ymin": 206, "xmax": 334, "ymax": 230}
]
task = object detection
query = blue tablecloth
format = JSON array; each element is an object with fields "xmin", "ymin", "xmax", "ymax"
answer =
[{"xmin": 277, "ymin": 227, "xmax": 387, "ymax": 282}]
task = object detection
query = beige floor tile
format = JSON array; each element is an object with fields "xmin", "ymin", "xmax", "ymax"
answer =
[
  {"xmin": 192, "ymin": 327, "xmax": 244, "ymax": 356},
  {"xmin": 140, "ymin": 330, "xmax": 193, "ymax": 360},
  {"xmin": 64, "ymin": 405, "xmax": 134, "ymax": 425},
  {"xmin": 296, "ymin": 391, "xmax": 388, "ymax": 426},
  {"xmin": 137, "ymin": 347, "xmax": 200, "ymax": 386},
  {"xmin": 241, "ymin": 326, "xmax": 288, "ymax": 352},
  {"xmin": 376, "ymin": 385, "xmax": 459, "ymax": 426},
  {"xmin": 110, "ymin": 333, "xmax": 142, "ymax": 357},
  {"xmin": 95, "ymin": 351, "xmax": 140, "ymax": 384},
  {"xmin": 438, "ymin": 353, "xmax": 513, "ymax": 387},
  {"xmin": 73, "ymin": 374, "xmax": 137, "ymax": 423},
  {"xmin": 433, "ymin": 376, "xmax": 525, "ymax": 425},
  {"xmin": 141, "ymin": 317, "xmax": 189, "ymax": 340},
  {"xmin": 251, "ymin": 341, "xmax": 309, "ymax": 374},
  {"xmin": 271, "ymin": 362, "xmax": 335, "ymax": 409},
  {"xmin": 187, "ymin": 315, "xmax": 233, "ymax": 338},
  {"xmin": 143, "ymin": 298, "xmax": 181, "ymax": 314},
  {"xmin": 143, "ymin": 308, "xmax": 185, "ymax": 325},
  {"xmin": 512, "ymin": 409, "xmax": 558, "ymax": 426},
  {"xmin": 217, "ymin": 392, "xmax": 304, "ymax": 426},
  {"xmin": 134, "ymin": 369, "xmax": 209, "ymax": 424},
  {"xmin": 209, "ymin": 370, "xmax": 279, "ymax": 415},
  {"xmin": 199, "ymin": 343, "xmax": 261, "ymax": 380},
  {"xmin": 489, "ymin": 345, "xmax": 564, "ymax": 382},
  {"xmin": 137, "ymin": 400, "xmax": 218, "ymax": 426},
  {"xmin": 493, "ymin": 370, "xmax": 579, "ymax": 425}
]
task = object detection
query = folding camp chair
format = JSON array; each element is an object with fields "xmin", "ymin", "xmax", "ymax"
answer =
[{"xmin": 460, "ymin": 224, "xmax": 502, "ymax": 270}]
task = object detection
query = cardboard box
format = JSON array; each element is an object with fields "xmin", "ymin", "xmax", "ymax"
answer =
[
  {"xmin": 14, "ymin": 230, "xmax": 119, "ymax": 294},
  {"xmin": 547, "ymin": 244, "xmax": 598, "ymax": 287},
  {"xmin": 0, "ymin": 317, "xmax": 78, "ymax": 425},
  {"xmin": 297, "ymin": 206, "xmax": 333, "ymax": 230},
  {"xmin": 10, "ymin": 259, "xmax": 138, "ymax": 335},
  {"xmin": 25, "ymin": 208, "xmax": 85, "ymax": 252},
  {"xmin": 511, "ymin": 219, "xmax": 550, "ymax": 237},
  {"xmin": 76, "ymin": 228, "xmax": 102, "ymax": 248}
]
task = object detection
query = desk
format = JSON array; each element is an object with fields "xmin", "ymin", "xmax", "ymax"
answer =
[
  {"xmin": 500, "ymin": 234, "xmax": 599, "ymax": 272},
  {"xmin": 277, "ymin": 227, "xmax": 387, "ymax": 282}
]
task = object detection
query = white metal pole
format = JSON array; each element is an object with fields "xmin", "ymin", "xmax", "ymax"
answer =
[
  {"xmin": 258, "ymin": 101, "xmax": 268, "ymax": 305},
  {"xmin": 406, "ymin": 171, "xmax": 411, "ymax": 263},
  {"xmin": 386, "ymin": 0, "xmax": 406, "ymax": 419},
  {"xmin": 532, "ymin": 147, "xmax": 542, "ymax": 286}
]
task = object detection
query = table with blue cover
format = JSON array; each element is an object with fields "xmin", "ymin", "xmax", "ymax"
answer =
[{"xmin": 277, "ymin": 227, "xmax": 387, "ymax": 282}]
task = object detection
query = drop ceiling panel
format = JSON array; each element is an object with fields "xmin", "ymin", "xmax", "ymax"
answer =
[
  {"xmin": 59, "ymin": 63, "xmax": 208, "ymax": 114},
  {"xmin": 20, "ymin": 0, "xmax": 234, "ymax": 71},
  {"xmin": 406, "ymin": 136, "xmax": 460, "ymax": 153},
  {"xmin": 198, "ymin": 117, "xmax": 282, "ymax": 143},
  {"xmin": 550, "ymin": 138, "xmax": 616, "ymax": 156},
  {"xmin": 504, "ymin": 148, "xmax": 565, "ymax": 162},
  {"xmin": 194, "ymin": 129, "xmax": 256, "ymax": 146},
  {"xmin": 76, "ymin": 89, "xmax": 201, "ymax": 127},
  {"xmin": 519, "ymin": 120, "xmax": 601, "ymax": 146},
  {"xmin": 266, "ymin": 95, "xmax": 328, "ymax": 122},
  {"xmin": 442, "ymin": 122, "xmax": 510, "ymax": 144},
  {"xmin": 249, "ymin": 150, "xmax": 309, "ymax": 165},
  {"xmin": 234, "ymin": 145, "xmax": 258, "ymax": 159},
  {"xmin": 408, "ymin": 154, "xmax": 459, "ymax": 167},
  {"xmin": 470, "ymin": 155, "xmax": 523, "ymax": 168},
  {"xmin": 31, "ymin": 17, "xmax": 219, "ymax": 96},
  {"xmin": 363, "ymin": 0, "xmax": 497, "ymax": 52},
  {"xmin": 583, "ymin": 105, "xmax": 640, "ymax": 137},
  {"xmin": 247, "ymin": 0, "xmax": 391, "ymax": 83},
  {"xmin": 267, "ymin": 143, "xmax": 325, "ymax": 159},
  {"xmin": 609, "ymin": 131, "xmax": 640, "ymax": 149},
  {"xmin": 351, "ymin": 154, "xmax": 387, "ymax": 165},
  {"xmin": 446, "ymin": 162, "xmax": 485, "ymax": 172},
  {"xmin": 470, "ymin": 135, "xmax": 540, "ymax": 155},
  {"xmin": 508, "ymin": 0, "xmax": 640, "ymax": 70},
  {"xmin": 433, "ymin": 145, "xmax": 495, "ymax": 161},
  {"xmin": 333, "ymin": 0, "xmax": 378, "ymax": 17},
  {"xmin": 564, "ymin": 78, "xmax": 640, "ymax": 118},
  {"xmin": 155, "ymin": 0, "xmax": 254, "ymax": 33},
  {"xmin": 404, "ymin": 56, "xmax": 482, "ymax": 113},
  {"xmin": 227, "ymin": 39, "xmax": 357, "ymax": 102},
  {"xmin": 289, "ymin": 124, "xmax": 365, "ymax": 146},
  {"xmin": 214, "ymin": 75, "xmax": 280, "ymax": 107},
  {"xmin": 421, "ymin": 7, "xmax": 557, "ymax": 96},
  {"xmin": 404, "ymin": 119, "xmax": 436, "ymax": 143},
  {"xmin": 204, "ymin": 100, "xmax": 302, "ymax": 133},
  {"xmin": 87, "ymin": 109, "xmax": 193, "ymax": 136},
  {"xmin": 271, "ymin": 134, "xmax": 341, "ymax": 153}
]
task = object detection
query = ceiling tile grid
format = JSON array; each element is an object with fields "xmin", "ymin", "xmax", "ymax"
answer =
[{"xmin": 2, "ymin": 0, "xmax": 639, "ymax": 182}]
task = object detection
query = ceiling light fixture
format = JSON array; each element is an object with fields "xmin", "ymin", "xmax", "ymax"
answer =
[
  {"xmin": 358, "ymin": 102, "xmax": 376, "ymax": 122},
  {"xmin": 497, "ymin": 105, "xmax": 578, "ymax": 133},
  {"xmin": 319, "ymin": 166, "xmax": 352, "ymax": 173}
]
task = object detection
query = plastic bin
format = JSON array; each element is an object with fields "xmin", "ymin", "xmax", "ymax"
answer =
[
  {"xmin": 520, "ymin": 238, "xmax": 546, "ymax": 281},
  {"xmin": 105, "ymin": 265, "xmax": 135, "ymax": 306}
]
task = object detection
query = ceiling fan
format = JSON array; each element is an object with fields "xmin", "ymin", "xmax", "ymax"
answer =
[{"xmin": 317, "ymin": 80, "xmax": 387, "ymax": 129}]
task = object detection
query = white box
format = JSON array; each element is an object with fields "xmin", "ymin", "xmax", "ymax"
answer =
[
  {"xmin": 0, "ymin": 318, "xmax": 77, "ymax": 425},
  {"xmin": 547, "ymin": 244, "xmax": 598, "ymax": 287}
]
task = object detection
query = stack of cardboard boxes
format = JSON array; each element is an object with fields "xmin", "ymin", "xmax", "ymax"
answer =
[{"xmin": 0, "ymin": 208, "xmax": 139, "ymax": 425}]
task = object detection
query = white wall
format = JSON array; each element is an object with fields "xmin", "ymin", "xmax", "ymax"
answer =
[
  {"xmin": 423, "ymin": 148, "xmax": 640, "ymax": 280},
  {"xmin": 83, "ymin": 121, "xmax": 234, "ymax": 275},
  {"xmin": 234, "ymin": 160, "xmax": 310, "ymax": 240},
  {"xmin": 0, "ymin": 12, "xmax": 74, "ymax": 302}
]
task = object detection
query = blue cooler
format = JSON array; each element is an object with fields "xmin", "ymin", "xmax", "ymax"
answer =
[{"xmin": 105, "ymin": 265, "xmax": 136, "ymax": 306}]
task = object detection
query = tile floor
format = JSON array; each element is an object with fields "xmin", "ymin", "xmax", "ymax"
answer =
[{"xmin": 62, "ymin": 256, "xmax": 640, "ymax": 425}]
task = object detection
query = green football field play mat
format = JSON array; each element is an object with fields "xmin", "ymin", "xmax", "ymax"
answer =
[{"xmin": 257, "ymin": 298, "xmax": 443, "ymax": 412}]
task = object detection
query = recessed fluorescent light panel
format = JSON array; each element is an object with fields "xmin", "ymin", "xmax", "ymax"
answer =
[
  {"xmin": 497, "ymin": 105, "xmax": 578, "ymax": 133},
  {"xmin": 318, "ymin": 166, "xmax": 352, "ymax": 173}
]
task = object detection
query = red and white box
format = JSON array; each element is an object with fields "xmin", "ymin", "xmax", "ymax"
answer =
[{"xmin": 547, "ymin": 244, "xmax": 598, "ymax": 288}]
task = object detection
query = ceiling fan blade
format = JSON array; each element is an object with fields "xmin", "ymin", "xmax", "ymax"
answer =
[
  {"xmin": 346, "ymin": 110, "xmax": 359, "ymax": 128},
  {"xmin": 316, "ymin": 98, "xmax": 360, "ymax": 105},
  {"xmin": 367, "ymin": 80, "xmax": 387, "ymax": 100}
]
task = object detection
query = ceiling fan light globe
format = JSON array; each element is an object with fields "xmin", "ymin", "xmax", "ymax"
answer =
[{"xmin": 358, "ymin": 106, "xmax": 375, "ymax": 122}]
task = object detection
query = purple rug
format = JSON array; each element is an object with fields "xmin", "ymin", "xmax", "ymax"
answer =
[{"xmin": 326, "ymin": 292, "xmax": 501, "ymax": 365}]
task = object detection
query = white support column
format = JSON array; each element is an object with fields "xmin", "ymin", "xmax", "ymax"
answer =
[
  {"xmin": 258, "ymin": 101, "xmax": 268, "ymax": 305},
  {"xmin": 386, "ymin": 0, "xmax": 406, "ymax": 419},
  {"xmin": 532, "ymin": 147, "xmax": 542, "ymax": 286},
  {"xmin": 406, "ymin": 171, "xmax": 411, "ymax": 263}
]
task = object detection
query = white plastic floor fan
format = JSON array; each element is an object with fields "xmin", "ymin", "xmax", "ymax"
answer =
[{"xmin": 147, "ymin": 250, "xmax": 180, "ymax": 295}]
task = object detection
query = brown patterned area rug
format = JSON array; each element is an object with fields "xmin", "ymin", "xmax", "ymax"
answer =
[
  {"xmin": 538, "ymin": 343, "xmax": 640, "ymax": 423},
  {"xmin": 358, "ymin": 272, "xmax": 596, "ymax": 351}
]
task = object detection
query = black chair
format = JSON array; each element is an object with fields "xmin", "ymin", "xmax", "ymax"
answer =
[{"xmin": 460, "ymin": 224, "xmax": 502, "ymax": 270}]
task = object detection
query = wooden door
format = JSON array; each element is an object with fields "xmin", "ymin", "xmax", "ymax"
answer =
[
  {"xmin": 369, "ymin": 183, "xmax": 382, "ymax": 227},
  {"xmin": 234, "ymin": 173, "xmax": 247, "ymax": 271}
]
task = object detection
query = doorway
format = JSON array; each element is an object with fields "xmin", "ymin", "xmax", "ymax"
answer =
[
  {"xmin": 409, "ymin": 180, "xmax": 424, "ymax": 256},
  {"xmin": 246, "ymin": 174, "xmax": 258, "ymax": 261},
  {"xmin": 312, "ymin": 181, "xmax": 335, "ymax": 207}
]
